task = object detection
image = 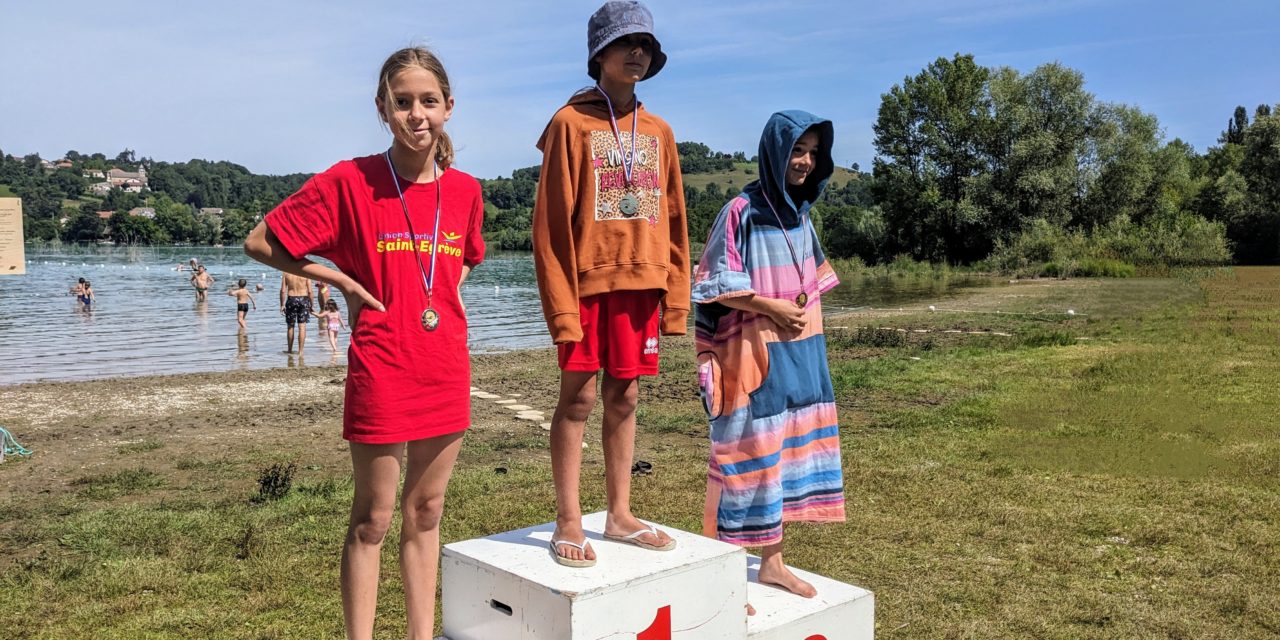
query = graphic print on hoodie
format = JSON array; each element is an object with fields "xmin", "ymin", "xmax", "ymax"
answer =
[{"xmin": 590, "ymin": 130, "xmax": 664, "ymax": 224}]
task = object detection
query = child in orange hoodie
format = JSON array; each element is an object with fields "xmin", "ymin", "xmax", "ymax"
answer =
[{"xmin": 532, "ymin": 0, "xmax": 690, "ymax": 567}]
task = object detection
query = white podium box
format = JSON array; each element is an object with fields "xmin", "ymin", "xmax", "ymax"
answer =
[
  {"xmin": 744, "ymin": 555, "xmax": 875, "ymax": 640},
  {"xmin": 441, "ymin": 511, "xmax": 748, "ymax": 639}
]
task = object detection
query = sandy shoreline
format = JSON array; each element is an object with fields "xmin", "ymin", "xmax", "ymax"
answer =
[{"xmin": 0, "ymin": 337, "xmax": 708, "ymax": 506}]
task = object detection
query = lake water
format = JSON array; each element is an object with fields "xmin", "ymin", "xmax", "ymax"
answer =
[{"xmin": 0, "ymin": 246, "xmax": 993, "ymax": 384}]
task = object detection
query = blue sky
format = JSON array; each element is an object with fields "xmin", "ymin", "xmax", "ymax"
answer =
[{"xmin": 1, "ymin": 0, "xmax": 1276, "ymax": 179}]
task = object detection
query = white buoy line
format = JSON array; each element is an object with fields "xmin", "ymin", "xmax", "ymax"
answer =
[{"xmin": 827, "ymin": 303, "xmax": 1087, "ymax": 317}]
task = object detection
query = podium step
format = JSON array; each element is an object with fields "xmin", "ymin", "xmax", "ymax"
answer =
[
  {"xmin": 745, "ymin": 555, "xmax": 875, "ymax": 640},
  {"xmin": 441, "ymin": 511, "xmax": 748, "ymax": 639}
]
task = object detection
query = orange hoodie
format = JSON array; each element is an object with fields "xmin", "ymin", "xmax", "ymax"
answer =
[{"xmin": 532, "ymin": 90, "xmax": 690, "ymax": 344}]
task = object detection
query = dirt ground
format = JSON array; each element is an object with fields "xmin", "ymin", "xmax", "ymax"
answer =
[{"xmin": 0, "ymin": 336, "xmax": 712, "ymax": 507}]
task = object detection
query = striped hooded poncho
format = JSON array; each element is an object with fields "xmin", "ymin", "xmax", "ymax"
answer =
[{"xmin": 692, "ymin": 110, "xmax": 846, "ymax": 547}]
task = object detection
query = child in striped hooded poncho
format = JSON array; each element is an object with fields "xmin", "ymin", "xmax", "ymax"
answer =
[{"xmin": 693, "ymin": 110, "xmax": 846, "ymax": 599}]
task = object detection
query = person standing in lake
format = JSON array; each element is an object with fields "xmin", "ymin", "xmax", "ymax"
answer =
[
  {"xmin": 190, "ymin": 265, "xmax": 215, "ymax": 302},
  {"xmin": 243, "ymin": 46, "xmax": 485, "ymax": 638},
  {"xmin": 279, "ymin": 272, "xmax": 313, "ymax": 353},
  {"xmin": 532, "ymin": 0, "xmax": 690, "ymax": 567},
  {"xmin": 692, "ymin": 111, "xmax": 846, "ymax": 603}
]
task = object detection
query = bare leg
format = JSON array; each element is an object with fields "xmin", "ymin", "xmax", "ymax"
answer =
[
  {"xmin": 298, "ymin": 323, "xmax": 307, "ymax": 352},
  {"xmin": 328, "ymin": 329, "xmax": 339, "ymax": 352},
  {"xmin": 758, "ymin": 542, "xmax": 816, "ymax": 598},
  {"xmin": 237, "ymin": 310, "xmax": 246, "ymax": 329},
  {"xmin": 550, "ymin": 370, "xmax": 598, "ymax": 563},
  {"xmin": 341, "ymin": 442, "xmax": 404, "ymax": 640},
  {"xmin": 600, "ymin": 374, "xmax": 672, "ymax": 548},
  {"xmin": 286, "ymin": 324, "xmax": 296, "ymax": 353},
  {"xmin": 401, "ymin": 432, "xmax": 465, "ymax": 640}
]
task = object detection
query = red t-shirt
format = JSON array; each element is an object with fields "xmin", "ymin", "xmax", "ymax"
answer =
[{"xmin": 266, "ymin": 155, "xmax": 486, "ymax": 443}]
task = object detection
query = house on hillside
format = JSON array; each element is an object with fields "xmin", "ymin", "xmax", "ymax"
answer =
[
  {"xmin": 128, "ymin": 207, "xmax": 156, "ymax": 219},
  {"xmin": 107, "ymin": 166, "xmax": 148, "ymax": 190},
  {"xmin": 121, "ymin": 179, "xmax": 145, "ymax": 193},
  {"xmin": 88, "ymin": 181, "xmax": 113, "ymax": 196},
  {"xmin": 96, "ymin": 211, "xmax": 114, "ymax": 220},
  {"xmin": 55, "ymin": 159, "xmax": 73, "ymax": 169},
  {"xmin": 82, "ymin": 169, "xmax": 105, "ymax": 179}
]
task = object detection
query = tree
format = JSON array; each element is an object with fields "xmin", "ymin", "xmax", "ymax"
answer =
[
  {"xmin": 63, "ymin": 211, "xmax": 104, "ymax": 243},
  {"xmin": 1224, "ymin": 106, "xmax": 1249, "ymax": 145},
  {"xmin": 873, "ymin": 53, "xmax": 993, "ymax": 262}
]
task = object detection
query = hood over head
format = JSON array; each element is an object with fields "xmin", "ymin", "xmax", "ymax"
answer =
[{"xmin": 743, "ymin": 110, "xmax": 834, "ymax": 223}]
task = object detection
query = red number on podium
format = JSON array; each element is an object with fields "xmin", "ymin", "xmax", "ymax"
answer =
[
  {"xmin": 637, "ymin": 605, "xmax": 671, "ymax": 640},
  {"xmin": 804, "ymin": 636, "xmax": 828, "ymax": 640}
]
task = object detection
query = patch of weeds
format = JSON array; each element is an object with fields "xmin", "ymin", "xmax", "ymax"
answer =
[
  {"xmin": 492, "ymin": 435, "xmax": 547, "ymax": 452},
  {"xmin": 637, "ymin": 407, "xmax": 705, "ymax": 435},
  {"xmin": 254, "ymin": 462, "xmax": 296, "ymax": 503},
  {"xmin": 234, "ymin": 524, "xmax": 261, "ymax": 560},
  {"xmin": 1017, "ymin": 328, "xmax": 1075, "ymax": 348},
  {"xmin": 831, "ymin": 326, "xmax": 907, "ymax": 349},
  {"xmin": 296, "ymin": 477, "xmax": 344, "ymax": 499},
  {"xmin": 116, "ymin": 439, "xmax": 163, "ymax": 455},
  {"xmin": 71, "ymin": 468, "xmax": 165, "ymax": 500},
  {"xmin": 174, "ymin": 456, "xmax": 234, "ymax": 471}
]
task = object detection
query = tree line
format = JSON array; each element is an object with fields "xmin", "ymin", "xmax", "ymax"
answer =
[
  {"xmin": 2, "ymin": 149, "xmax": 308, "ymax": 245},
  {"xmin": 7, "ymin": 54, "xmax": 1277, "ymax": 269}
]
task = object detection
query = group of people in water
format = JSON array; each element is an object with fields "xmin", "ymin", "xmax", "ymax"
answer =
[
  {"xmin": 236, "ymin": 1, "xmax": 850, "ymax": 636},
  {"xmin": 68, "ymin": 256, "xmax": 346, "ymax": 354}
]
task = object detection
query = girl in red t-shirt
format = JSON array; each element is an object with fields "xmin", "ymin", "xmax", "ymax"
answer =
[{"xmin": 244, "ymin": 47, "xmax": 485, "ymax": 638}]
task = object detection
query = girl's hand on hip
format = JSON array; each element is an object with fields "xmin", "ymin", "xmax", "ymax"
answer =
[{"xmin": 338, "ymin": 279, "xmax": 384, "ymax": 328}]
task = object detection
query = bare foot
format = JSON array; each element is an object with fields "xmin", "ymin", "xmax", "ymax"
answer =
[
  {"xmin": 757, "ymin": 562, "xmax": 817, "ymax": 598},
  {"xmin": 604, "ymin": 512, "xmax": 674, "ymax": 549},
  {"xmin": 551, "ymin": 521, "xmax": 596, "ymax": 564}
]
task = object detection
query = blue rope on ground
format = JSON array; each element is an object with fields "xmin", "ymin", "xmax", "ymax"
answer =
[{"xmin": 1, "ymin": 426, "xmax": 32, "ymax": 459}]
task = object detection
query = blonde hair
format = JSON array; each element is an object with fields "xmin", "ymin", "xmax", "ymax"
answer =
[{"xmin": 377, "ymin": 47, "xmax": 455, "ymax": 169}]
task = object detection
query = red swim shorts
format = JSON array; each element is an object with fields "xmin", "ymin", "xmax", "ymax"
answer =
[{"xmin": 558, "ymin": 289, "xmax": 661, "ymax": 378}]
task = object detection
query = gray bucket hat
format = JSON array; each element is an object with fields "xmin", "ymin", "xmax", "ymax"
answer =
[{"xmin": 587, "ymin": 0, "xmax": 667, "ymax": 81}]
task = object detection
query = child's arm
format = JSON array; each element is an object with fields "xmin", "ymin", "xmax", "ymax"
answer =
[
  {"xmin": 660, "ymin": 131, "xmax": 691, "ymax": 335},
  {"xmin": 250, "ymin": 293, "xmax": 257, "ymax": 309}
]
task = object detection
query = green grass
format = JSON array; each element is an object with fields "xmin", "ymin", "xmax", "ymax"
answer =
[
  {"xmin": 0, "ymin": 184, "xmax": 15, "ymax": 197},
  {"xmin": 2, "ymin": 269, "xmax": 1278, "ymax": 638}
]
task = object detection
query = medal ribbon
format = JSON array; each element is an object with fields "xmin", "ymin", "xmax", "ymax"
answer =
[
  {"xmin": 761, "ymin": 190, "xmax": 809, "ymax": 304},
  {"xmin": 595, "ymin": 85, "xmax": 637, "ymax": 186},
  {"xmin": 383, "ymin": 150, "xmax": 442, "ymax": 308}
]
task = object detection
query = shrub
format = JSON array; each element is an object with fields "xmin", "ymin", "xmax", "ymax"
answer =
[{"xmin": 255, "ymin": 462, "xmax": 296, "ymax": 502}]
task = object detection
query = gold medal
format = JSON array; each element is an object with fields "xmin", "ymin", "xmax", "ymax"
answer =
[
  {"xmin": 795, "ymin": 292, "xmax": 808, "ymax": 307},
  {"xmin": 422, "ymin": 308, "xmax": 440, "ymax": 331}
]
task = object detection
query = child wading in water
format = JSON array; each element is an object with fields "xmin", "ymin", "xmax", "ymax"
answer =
[
  {"xmin": 244, "ymin": 46, "xmax": 485, "ymax": 638},
  {"xmin": 693, "ymin": 111, "xmax": 847, "ymax": 607},
  {"xmin": 227, "ymin": 278, "xmax": 257, "ymax": 329},
  {"xmin": 532, "ymin": 0, "xmax": 690, "ymax": 567},
  {"xmin": 314, "ymin": 299, "xmax": 346, "ymax": 352}
]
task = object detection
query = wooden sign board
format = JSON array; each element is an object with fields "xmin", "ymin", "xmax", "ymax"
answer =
[{"xmin": 0, "ymin": 198, "xmax": 25, "ymax": 275}]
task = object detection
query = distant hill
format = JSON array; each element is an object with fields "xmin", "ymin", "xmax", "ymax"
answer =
[{"xmin": 681, "ymin": 161, "xmax": 861, "ymax": 192}]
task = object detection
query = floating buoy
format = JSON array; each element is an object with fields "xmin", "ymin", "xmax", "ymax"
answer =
[
  {"xmin": 928, "ymin": 305, "xmax": 936, "ymax": 312},
  {"xmin": 1067, "ymin": 309, "xmax": 1076, "ymax": 316}
]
